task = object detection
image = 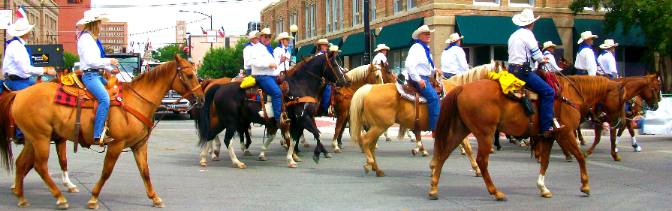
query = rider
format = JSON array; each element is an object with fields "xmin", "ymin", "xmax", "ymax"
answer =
[
  {"xmin": 597, "ymin": 39, "xmax": 619, "ymax": 79},
  {"xmin": 249, "ymin": 28, "xmax": 284, "ymax": 126},
  {"xmin": 440, "ymin": 33, "xmax": 468, "ymax": 79},
  {"xmin": 575, "ymin": 31, "xmax": 599, "ymax": 76},
  {"xmin": 405, "ymin": 25, "xmax": 439, "ymax": 131},
  {"xmin": 507, "ymin": 9, "xmax": 563, "ymax": 137},
  {"xmin": 243, "ymin": 30, "xmax": 260, "ymax": 76},
  {"xmin": 371, "ymin": 44, "xmax": 390, "ymax": 67},
  {"xmin": 315, "ymin": 39, "xmax": 329, "ymax": 56},
  {"xmin": 542, "ymin": 41, "xmax": 563, "ymax": 72},
  {"xmin": 273, "ymin": 32, "xmax": 293, "ymax": 74},
  {"xmin": 77, "ymin": 11, "xmax": 120, "ymax": 143},
  {"xmin": 2, "ymin": 9, "xmax": 56, "ymax": 141},
  {"xmin": 315, "ymin": 39, "xmax": 332, "ymax": 116}
]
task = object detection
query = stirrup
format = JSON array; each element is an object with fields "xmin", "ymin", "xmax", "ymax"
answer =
[{"xmin": 98, "ymin": 125, "xmax": 113, "ymax": 146}]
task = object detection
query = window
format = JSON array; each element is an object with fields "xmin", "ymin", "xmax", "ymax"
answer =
[
  {"xmin": 371, "ymin": 0, "xmax": 376, "ymax": 20},
  {"xmin": 289, "ymin": 12, "xmax": 298, "ymax": 39},
  {"xmin": 326, "ymin": 0, "xmax": 343, "ymax": 33},
  {"xmin": 407, "ymin": 0, "xmax": 416, "ymax": 10},
  {"xmin": 394, "ymin": 0, "xmax": 404, "ymax": 13},
  {"xmin": 304, "ymin": 3, "xmax": 316, "ymax": 38},
  {"xmin": 473, "ymin": 0, "xmax": 500, "ymax": 6},
  {"xmin": 509, "ymin": 0, "xmax": 533, "ymax": 7},
  {"xmin": 326, "ymin": 0, "xmax": 331, "ymax": 33},
  {"xmin": 352, "ymin": 0, "xmax": 362, "ymax": 26},
  {"xmin": 275, "ymin": 18, "xmax": 284, "ymax": 33}
]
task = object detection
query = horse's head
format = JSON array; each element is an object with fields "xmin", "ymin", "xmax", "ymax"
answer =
[
  {"xmin": 318, "ymin": 52, "xmax": 349, "ymax": 86},
  {"xmin": 170, "ymin": 55, "xmax": 204, "ymax": 103},
  {"xmin": 366, "ymin": 64, "xmax": 383, "ymax": 84},
  {"xmin": 641, "ymin": 74, "xmax": 662, "ymax": 111},
  {"xmin": 379, "ymin": 62, "xmax": 397, "ymax": 83}
]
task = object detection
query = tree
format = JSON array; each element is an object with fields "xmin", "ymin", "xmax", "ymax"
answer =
[
  {"xmin": 152, "ymin": 44, "xmax": 187, "ymax": 62},
  {"xmin": 198, "ymin": 38, "xmax": 250, "ymax": 79},
  {"xmin": 570, "ymin": 0, "xmax": 672, "ymax": 91},
  {"xmin": 63, "ymin": 51, "xmax": 79, "ymax": 70}
]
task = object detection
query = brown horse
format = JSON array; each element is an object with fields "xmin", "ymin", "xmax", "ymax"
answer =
[
  {"xmin": 330, "ymin": 63, "xmax": 396, "ymax": 153},
  {"xmin": 581, "ymin": 74, "xmax": 661, "ymax": 161},
  {"xmin": 430, "ymin": 75, "xmax": 625, "ymax": 200},
  {"xmin": 0, "ymin": 55, "xmax": 203, "ymax": 209},
  {"xmin": 348, "ymin": 63, "xmax": 501, "ymax": 177}
]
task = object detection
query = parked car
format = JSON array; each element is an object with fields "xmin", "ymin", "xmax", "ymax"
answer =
[{"xmin": 158, "ymin": 90, "xmax": 192, "ymax": 119}]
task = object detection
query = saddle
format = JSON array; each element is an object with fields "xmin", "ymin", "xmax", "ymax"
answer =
[
  {"xmin": 395, "ymin": 74, "xmax": 444, "ymax": 103},
  {"xmin": 55, "ymin": 71, "xmax": 122, "ymax": 108}
]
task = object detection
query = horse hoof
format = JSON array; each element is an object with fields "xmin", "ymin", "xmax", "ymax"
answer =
[
  {"xmin": 293, "ymin": 157, "xmax": 302, "ymax": 162},
  {"xmin": 288, "ymin": 162, "xmax": 298, "ymax": 168},
  {"xmin": 565, "ymin": 156, "xmax": 574, "ymax": 162},
  {"xmin": 324, "ymin": 153, "xmax": 332, "ymax": 158},
  {"xmin": 234, "ymin": 163, "xmax": 247, "ymax": 169},
  {"xmin": 385, "ymin": 137, "xmax": 392, "ymax": 142},
  {"xmin": 541, "ymin": 191, "xmax": 553, "ymax": 198},
  {"xmin": 152, "ymin": 199, "xmax": 165, "ymax": 208},
  {"xmin": 428, "ymin": 192, "xmax": 439, "ymax": 200},
  {"xmin": 421, "ymin": 151, "xmax": 429, "ymax": 157},
  {"xmin": 474, "ymin": 172, "xmax": 482, "ymax": 177},
  {"xmin": 375, "ymin": 171, "xmax": 385, "ymax": 177},
  {"xmin": 613, "ymin": 156, "xmax": 621, "ymax": 161},
  {"xmin": 87, "ymin": 201, "xmax": 99, "ymax": 209},
  {"xmin": 334, "ymin": 148, "xmax": 342, "ymax": 153},
  {"xmin": 363, "ymin": 165, "xmax": 370, "ymax": 174},
  {"xmin": 258, "ymin": 155, "xmax": 268, "ymax": 161},
  {"xmin": 211, "ymin": 156, "xmax": 220, "ymax": 161},
  {"xmin": 243, "ymin": 151, "xmax": 252, "ymax": 156},
  {"xmin": 68, "ymin": 187, "xmax": 79, "ymax": 193},
  {"xmin": 199, "ymin": 162, "xmax": 207, "ymax": 167},
  {"xmin": 633, "ymin": 145, "xmax": 642, "ymax": 152},
  {"xmin": 411, "ymin": 149, "xmax": 418, "ymax": 156},
  {"xmin": 312, "ymin": 155, "xmax": 320, "ymax": 164},
  {"xmin": 17, "ymin": 200, "xmax": 30, "ymax": 208},
  {"xmin": 581, "ymin": 187, "xmax": 591, "ymax": 196},
  {"xmin": 494, "ymin": 192, "xmax": 507, "ymax": 201},
  {"xmin": 57, "ymin": 201, "xmax": 69, "ymax": 210}
]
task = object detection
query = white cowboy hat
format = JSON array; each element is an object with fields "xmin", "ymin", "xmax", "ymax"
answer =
[
  {"xmin": 599, "ymin": 39, "xmax": 619, "ymax": 49},
  {"xmin": 275, "ymin": 32, "xmax": 293, "ymax": 41},
  {"xmin": 258, "ymin": 28, "xmax": 272, "ymax": 36},
  {"xmin": 374, "ymin": 44, "xmax": 390, "ymax": 52},
  {"xmin": 247, "ymin": 30, "xmax": 259, "ymax": 39},
  {"xmin": 76, "ymin": 10, "xmax": 109, "ymax": 26},
  {"xmin": 445, "ymin": 33, "xmax": 464, "ymax": 44},
  {"xmin": 316, "ymin": 38, "xmax": 329, "ymax": 45},
  {"xmin": 542, "ymin": 41, "xmax": 557, "ymax": 50},
  {"xmin": 7, "ymin": 18, "xmax": 34, "ymax": 37},
  {"xmin": 329, "ymin": 44, "xmax": 340, "ymax": 52},
  {"xmin": 512, "ymin": 9, "xmax": 540, "ymax": 27},
  {"xmin": 577, "ymin": 31, "xmax": 598, "ymax": 44},
  {"xmin": 411, "ymin": 25, "xmax": 434, "ymax": 39}
]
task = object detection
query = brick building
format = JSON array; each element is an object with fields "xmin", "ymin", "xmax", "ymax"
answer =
[
  {"xmin": 261, "ymin": 0, "xmax": 646, "ymax": 76},
  {"xmin": 53, "ymin": 0, "xmax": 90, "ymax": 54},
  {"xmin": 99, "ymin": 22, "xmax": 128, "ymax": 53},
  {"xmin": 1, "ymin": 0, "xmax": 59, "ymax": 53}
]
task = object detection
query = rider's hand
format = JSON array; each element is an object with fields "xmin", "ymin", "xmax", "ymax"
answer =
[
  {"xmin": 418, "ymin": 80, "xmax": 427, "ymax": 89},
  {"xmin": 280, "ymin": 56, "xmax": 287, "ymax": 62},
  {"xmin": 111, "ymin": 69, "xmax": 120, "ymax": 74},
  {"xmin": 110, "ymin": 58, "xmax": 119, "ymax": 66},
  {"xmin": 269, "ymin": 63, "xmax": 278, "ymax": 69},
  {"xmin": 44, "ymin": 67, "xmax": 57, "ymax": 75}
]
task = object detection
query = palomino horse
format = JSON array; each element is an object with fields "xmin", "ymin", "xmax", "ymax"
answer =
[
  {"xmin": 581, "ymin": 74, "xmax": 661, "ymax": 160},
  {"xmin": 348, "ymin": 63, "xmax": 502, "ymax": 177},
  {"xmin": 430, "ymin": 75, "xmax": 625, "ymax": 200},
  {"xmin": 0, "ymin": 55, "xmax": 203, "ymax": 209},
  {"xmin": 330, "ymin": 63, "xmax": 396, "ymax": 153}
]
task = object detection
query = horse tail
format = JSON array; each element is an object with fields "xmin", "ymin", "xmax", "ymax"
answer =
[
  {"xmin": 433, "ymin": 86, "xmax": 464, "ymax": 142},
  {"xmin": 197, "ymin": 84, "xmax": 220, "ymax": 147},
  {"xmin": 349, "ymin": 84, "xmax": 372, "ymax": 146},
  {"xmin": 0, "ymin": 92, "xmax": 17, "ymax": 171},
  {"xmin": 397, "ymin": 126, "xmax": 408, "ymax": 141}
]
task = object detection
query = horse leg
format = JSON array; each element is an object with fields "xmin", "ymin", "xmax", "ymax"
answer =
[
  {"xmin": 493, "ymin": 130, "xmax": 502, "ymax": 151},
  {"xmin": 361, "ymin": 126, "xmax": 386, "ymax": 177},
  {"xmin": 199, "ymin": 140, "xmax": 213, "ymax": 167},
  {"xmin": 31, "ymin": 137, "xmax": 69, "ymax": 209},
  {"xmin": 243, "ymin": 127, "xmax": 252, "ymax": 156},
  {"xmin": 577, "ymin": 128, "xmax": 586, "ymax": 145},
  {"xmin": 227, "ymin": 129, "xmax": 247, "ymax": 168},
  {"xmin": 411, "ymin": 131, "xmax": 428, "ymax": 157},
  {"xmin": 628, "ymin": 125, "xmax": 641, "ymax": 152},
  {"xmin": 536, "ymin": 137, "xmax": 554, "ymax": 198},
  {"xmin": 556, "ymin": 130, "xmax": 591, "ymax": 195},
  {"xmin": 301, "ymin": 134, "xmax": 309, "ymax": 148},
  {"xmin": 286, "ymin": 126, "xmax": 302, "ymax": 168},
  {"xmin": 609, "ymin": 127, "xmax": 621, "ymax": 161},
  {"xmin": 474, "ymin": 134, "xmax": 506, "ymax": 201},
  {"xmin": 130, "ymin": 142, "xmax": 165, "ymax": 208},
  {"xmin": 87, "ymin": 140, "xmax": 125, "ymax": 209},
  {"xmin": 332, "ymin": 114, "xmax": 346, "ymax": 153},
  {"xmin": 13, "ymin": 141, "xmax": 35, "ymax": 207},
  {"xmin": 461, "ymin": 138, "xmax": 481, "ymax": 177},
  {"xmin": 586, "ymin": 124, "xmax": 603, "ymax": 156},
  {"xmin": 212, "ymin": 135, "xmax": 222, "ymax": 160},
  {"xmin": 258, "ymin": 129, "xmax": 276, "ymax": 161},
  {"xmin": 337, "ymin": 121, "xmax": 346, "ymax": 149},
  {"xmin": 429, "ymin": 129, "xmax": 469, "ymax": 200},
  {"xmin": 55, "ymin": 138, "xmax": 78, "ymax": 193}
]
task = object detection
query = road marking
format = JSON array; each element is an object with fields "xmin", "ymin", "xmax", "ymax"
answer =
[
  {"xmin": 550, "ymin": 155, "xmax": 640, "ymax": 172},
  {"xmin": 658, "ymin": 150, "xmax": 672, "ymax": 154}
]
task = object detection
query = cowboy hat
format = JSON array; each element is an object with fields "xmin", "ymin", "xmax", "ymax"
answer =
[
  {"xmin": 7, "ymin": 18, "xmax": 34, "ymax": 37},
  {"xmin": 445, "ymin": 33, "xmax": 464, "ymax": 44},
  {"xmin": 329, "ymin": 44, "xmax": 340, "ymax": 52},
  {"xmin": 374, "ymin": 44, "xmax": 390, "ymax": 52},
  {"xmin": 411, "ymin": 25, "xmax": 434, "ymax": 39},
  {"xmin": 512, "ymin": 9, "xmax": 540, "ymax": 27},
  {"xmin": 77, "ymin": 10, "xmax": 109, "ymax": 26},
  {"xmin": 275, "ymin": 32, "xmax": 294, "ymax": 41},
  {"xmin": 599, "ymin": 39, "xmax": 619, "ymax": 49},
  {"xmin": 258, "ymin": 28, "xmax": 272, "ymax": 36},
  {"xmin": 316, "ymin": 38, "xmax": 329, "ymax": 45},
  {"xmin": 577, "ymin": 31, "xmax": 598, "ymax": 44},
  {"xmin": 247, "ymin": 30, "xmax": 259, "ymax": 39},
  {"xmin": 542, "ymin": 41, "xmax": 557, "ymax": 50}
]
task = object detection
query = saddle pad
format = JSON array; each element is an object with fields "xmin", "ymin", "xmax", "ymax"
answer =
[
  {"xmin": 488, "ymin": 71, "xmax": 526, "ymax": 94},
  {"xmin": 55, "ymin": 86, "xmax": 123, "ymax": 108},
  {"xmin": 396, "ymin": 82, "xmax": 428, "ymax": 103}
]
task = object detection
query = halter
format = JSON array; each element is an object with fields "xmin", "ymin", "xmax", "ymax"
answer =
[
  {"xmin": 127, "ymin": 62, "xmax": 200, "ymax": 108},
  {"xmin": 301, "ymin": 53, "xmax": 346, "ymax": 85}
]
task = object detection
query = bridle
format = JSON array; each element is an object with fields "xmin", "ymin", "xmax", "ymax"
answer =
[
  {"xmin": 127, "ymin": 62, "xmax": 201, "ymax": 108},
  {"xmin": 301, "ymin": 53, "xmax": 347, "ymax": 85}
]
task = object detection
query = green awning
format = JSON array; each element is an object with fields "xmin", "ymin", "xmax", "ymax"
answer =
[
  {"xmin": 329, "ymin": 37, "xmax": 342, "ymax": 46},
  {"xmin": 376, "ymin": 18, "xmax": 424, "ymax": 49},
  {"xmin": 456, "ymin": 16, "xmax": 562, "ymax": 45},
  {"xmin": 574, "ymin": 19, "xmax": 645, "ymax": 47},
  {"xmin": 297, "ymin": 45, "xmax": 315, "ymax": 58},
  {"xmin": 340, "ymin": 32, "xmax": 365, "ymax": 56}
]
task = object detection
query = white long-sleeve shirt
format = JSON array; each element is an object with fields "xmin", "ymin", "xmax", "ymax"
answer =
[
  {"xmin": 242, "ymin": 42, "xmax": 257, "ymax": 70},
  {"xmin": 249, "ymin": 43, "xmax": 277, "ymax": 76},
  {"xmin": 371, "ymin": 52, "xmax": 387, "ymax": 65},
  {"xmin": 440, "ymin": 45, "xmax": 469, "ymax": 75},
  {"xmin": 77, "ymin": 32, "xmax": 114, "ymax": 71},
  {"xmin": 597, "ymin": 51, "xmax": 617, "ymax": 77},
  {"xmin": 404, "ymin": 42, "xmax": 434, "ymax": 82},
  {"xmin": 507, "ymin": 28, "xmax": 543, "ymax": 68},
  {"xmin": 575, "ymin": 46, "xmax": 598, "ymax": 75},
  {"xmin": 2, "ymin": 37, "xmax": 44, "ymax": 78},
  {"xmin": 543, "ymin": 50, "xmax": 563, "ymax": 72},
  {"xmin": 273, "ymin": 45, "xmax": 291, "ymax": 73}
]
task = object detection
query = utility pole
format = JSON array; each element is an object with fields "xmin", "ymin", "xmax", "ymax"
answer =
[{"xmin": 363, "ymin": 0, "xmax": 371, "ymax": 64}]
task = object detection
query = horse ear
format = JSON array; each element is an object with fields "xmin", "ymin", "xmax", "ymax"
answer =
[{"xmin": 174, "ymin": 54, "xmax": 183, "ymax": 63}]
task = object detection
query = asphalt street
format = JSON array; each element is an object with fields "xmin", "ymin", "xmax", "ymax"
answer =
[{"xmin": 1, "ymin": 118, "xmax": 671, "ymax": 210}]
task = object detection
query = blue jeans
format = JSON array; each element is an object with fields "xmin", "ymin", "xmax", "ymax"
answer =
[
  {"xmin": 82, "ymin": 72, "xmax": 110, "ymax": 139},
  {"xmin": 509, "ymin": 68, "xmax": 555, "ymax": 131},
  {"xmin": 255, "ymin": 75, "xmax": 282, "ymax": 122},
  {"xmin": 443, "ymin": 72, "xmax": 455, "ymax": 80},
  {"xmin": 4, "ymin": 78, "xmax": 36, "ymax": 138},
  {"xmin": 320, "ymin": 84, "xmax": 332, "ymax": 114},
  {"xmin": 409, "ymin": 76, "xmax": 439, "ymax": 130},
  {"xmin": 575, "ymin": 69, "xmax": 589, "ymax": 75}
]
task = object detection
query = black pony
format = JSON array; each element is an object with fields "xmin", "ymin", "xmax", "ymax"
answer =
[{"xmin": 198, "ymin": 52, "xmax": 348, "ymax": 168}]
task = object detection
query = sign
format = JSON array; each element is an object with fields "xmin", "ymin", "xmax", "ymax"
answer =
[
  {"xmin": 0, "ymin": 10, "xmax": 12, "ymax": 30},
  {"xmin": 26, "ymin": 44, "xmax": 64, "ymax": 68},
  {"xmin": 207, "ymin": 30, "xmax": 217, "ymax": 43}
]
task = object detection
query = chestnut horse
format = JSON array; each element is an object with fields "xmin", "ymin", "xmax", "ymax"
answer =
[
  {"xmin": 348, "ymin": 63, "xmax": 502, "ymax": 177},
  {"xmin": 0, "ymin": 56, "xmax": 203, "ymax": 209},
  {"xmin": 430, "ymin": 75, "xmax": 625, "ymax": 200}
]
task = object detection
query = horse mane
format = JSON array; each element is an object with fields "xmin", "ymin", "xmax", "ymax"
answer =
[
  {"xmin": 346, "ymin": 65, "xmax": 375, "ymax": 84},
  {"xmin": 446, "ymin": 62, "xmax": 501, "ymax": 86},
  {"xmin": 563, "ymin": 75, "xmax": 613, "ymax": 100},
  {"xmin": 128, "ymin": 61, "xmax": 177, "ymax": 87},
  {"xmin": 285, "ymin": 57, "xmax": 314, "ymax": 77}
]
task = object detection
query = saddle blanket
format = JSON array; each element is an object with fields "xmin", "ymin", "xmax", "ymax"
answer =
[
  {"xmin": 395, "ymin": 82, "xmax": 429, "ymax": 103},
  {"xmin": 54, "ymin": 86, "xmax": 123, "ymax": 107},
  {"xmin": 488, "ymin": 71, "xmax": 525, "ymax": 94}
]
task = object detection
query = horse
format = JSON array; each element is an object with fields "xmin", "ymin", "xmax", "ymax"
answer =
[
  {"xmin": 430, "ymin": 75, "xmax": 626, "ymax": 200},
  {"xmin": 0, "ymin": 55, "xmax": 203, "ymax": 209},
  {"xmin": 198, "ymin": 52, "xmax": 348, "ymax": 168},
  {"xmin": 581, "ymin": 74, "xmax": 661, "ymax": 161},
  {"xmin": 348, "ymin": 63, "xmax": 502, "ymax": 177}
]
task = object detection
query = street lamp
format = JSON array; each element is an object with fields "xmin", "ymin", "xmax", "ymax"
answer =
[
  {"xmin": 179, "ymin": 10, "xmax": 213, "ymax": 49},
  {"xmin": 290, "ymin": 24, "xmax": 298, "ymax": 63},
  {"xmin": 186, "ymin": 32, "xmax": 192, "ymax": 60}
]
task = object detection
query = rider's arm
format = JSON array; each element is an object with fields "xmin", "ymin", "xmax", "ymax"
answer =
[
  {"xmin": 8, "ymin": 41, "xmax": 45, "ymax": 76},
  {"xmin": 458, "ymin": 48, "xmax": 470, "ymax": 72},
  {"xmin": 78, "ymin": 33, "xmax": 113, "ymax": 70},
  {"xmin": 405, "ymin": 45, "xmax": 424, "ymax": 82},
  {"xmin": 523, "ymin": 31, "xmax": 544, "ymax": 63}
]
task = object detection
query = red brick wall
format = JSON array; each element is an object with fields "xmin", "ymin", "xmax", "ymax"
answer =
[{"xmin": 54, "ymin": 0, "xmax": 91, "ymax": 53}]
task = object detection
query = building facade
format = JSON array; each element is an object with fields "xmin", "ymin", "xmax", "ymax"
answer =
[
  {"xmin": 187, "ymin": 34, "xmax": 243, "ymax": 67},
  {"xmin": 99, "ymin": 22, "xmax": 128, "ymax": 53},
  {"xmin": 176, "ymin": 20, "xmax": 186, "ymax": 44},
  {"xmin": 1, "ymin": 0, "xmax": 60, "ymax": 54},
  {"xmin": 53, "ymin": 0, "xmax": 91, "ymax": 53},
  {"xmin": 261, "ymin": 0, "xmax": 646, "ymax": 76}
]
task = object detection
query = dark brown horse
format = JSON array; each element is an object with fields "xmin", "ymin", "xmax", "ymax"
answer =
[{"xmin": 430, "ymin": 75, "xmax": 625, "ymax": 200}]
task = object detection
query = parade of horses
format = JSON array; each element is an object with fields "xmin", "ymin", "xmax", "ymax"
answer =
[{"xmin": 0, "ymin": 1, "xmax": 670, "ymax": 210}]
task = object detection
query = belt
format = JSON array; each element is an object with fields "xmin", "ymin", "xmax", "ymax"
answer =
[
  {"xmin": 83, "ymin": 69, "xmax": 103, "ymax": 73},
  {"xmin": 4, "ymin": 74, "xmax": 29, "ymax": 81},
  {"xmin": 508, "ymin": 64, "xmax": 531, "ymax": 74}
]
